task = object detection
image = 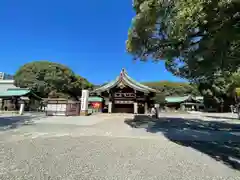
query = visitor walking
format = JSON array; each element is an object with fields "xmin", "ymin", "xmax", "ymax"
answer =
[
  {"xmin": 150, "ymin": 106, "xmax": 155, "ymax": 117},
  {"xmin": 151, "ymin": 106, "xmax": 158, "ymax": 118}
]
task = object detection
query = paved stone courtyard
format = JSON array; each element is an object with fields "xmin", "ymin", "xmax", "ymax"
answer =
[{"xmin": 0, "ymin": 113, "xmax": 240, "ymax": 179}]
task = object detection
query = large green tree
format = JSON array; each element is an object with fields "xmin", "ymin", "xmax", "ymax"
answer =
[
  {"xmin": 197, "ymin": 71, "xmax": 240, "ymax": 111},
  {"xmin": 143, "ymin": 81, "xmax": 200, "ymax": 96},
  {"xmin": 127, "ymin": 0, "xmax": 240, "ymax": 82},
  {"xmin": 14, "ymin": 61, "xmax": 92, "ymax": 99}
]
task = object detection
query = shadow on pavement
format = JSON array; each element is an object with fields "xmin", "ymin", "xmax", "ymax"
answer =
[
  {"xmin": 124, "ymin": 115, "xmax": 240, "ymax": 171},
  {"xmin": 0, "ymin": 113, "xmax": 46, "ymax": 131},
  {"xmin": 204, "ymin": 115, "xmax": 238, "ymax": 120}
]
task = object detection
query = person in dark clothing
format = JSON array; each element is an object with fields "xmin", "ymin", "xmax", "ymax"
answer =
[{"xmin": 154, "ymin": 106, "xmax": 158, "ymax": 119}]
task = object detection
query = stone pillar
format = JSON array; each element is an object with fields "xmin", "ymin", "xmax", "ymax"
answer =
[
  {"xmin": 144, "ymin": 102, "xmax": 148, "ymax": 114},
  {"xmin": 134, "ymin": 102, "xmax": 138, "ymax": 114},
  {"xmin": 80, "ymin": 90, "xmax": 89, "ymax": 116},
  {"xmin": 196, "ymin": 104, "xmax": 199, "ymax": 111},
  {"xmin": 108, "ymin": 102, "xmax": 112, "ymax": 113},
  {"xmin": 19, "ymin": 103, "xmax": 25, "ymax": 115},
  {"xmin": 191, "ymin": 105, "xmax": 195, "ymax": 111},
  {"xmin": 180, "ymin": 104, "xmax": 185, "ymax": 111}
]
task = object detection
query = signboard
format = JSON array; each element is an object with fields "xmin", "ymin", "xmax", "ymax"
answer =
[
  {"xmin": 46, "ymin": 104, "xmax": 66, "ymax": 116},
  {"xmin": 81, "ymin": 90, "xmax": 89, "ymax": 111},
  {"xmin": 91, "ymin": 102, "xmax": 101, "ymax": 109},
  {"xmin": 114, "ymin": 92, "xmax": 136, "ymax": 98}
]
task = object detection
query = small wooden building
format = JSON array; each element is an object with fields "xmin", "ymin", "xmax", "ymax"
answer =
[
  {"xmin": 91, "ymin": 69, "xmax": 157, "ymax": 114},
  {"xmin": 45, "ymin": 98, "xmax": 81, "ymax": 116},
  {"xmin": 165, "ymin": 95, "xmax": 204, "ymax": 111},
  {"xmin": 88, "ymin": 96, "xmax": 103, "ymax": 113},
  {"xmin": 0, "ymin": 88, "xmax": 41, "ymax": 111}
]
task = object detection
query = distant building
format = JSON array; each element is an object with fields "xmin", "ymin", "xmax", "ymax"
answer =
[
  {"xmin": 0, "ymin": 80, "xmax": 41, "ymax": 111},
  {"xmin": 0, "ymin": 72, "xmax": 14, "ymax": 80},
  {"xmin": 91, "ymin": 68, "xmax": 157, "ymax": 114},
  {"xmin": 165, "ymin": 95, "xmax": 204, "ymax": 111},
  {"xmin": 0, "ymin": 80, "xmax": 16, "ymax": 92}
]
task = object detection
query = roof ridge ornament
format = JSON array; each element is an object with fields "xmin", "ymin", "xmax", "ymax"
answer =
[
  {"xmin": 121, "ymin": 68, "xmax": 127, "ymax": 73},
  {"xmin": 120, "ymin": 68, "xmax": 127, "ymax": 77},
  {"xmin": 120, "ymin": 68, "xmax": 125, "ymax": 80}
]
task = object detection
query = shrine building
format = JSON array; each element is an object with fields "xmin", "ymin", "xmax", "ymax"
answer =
[{"xmin": 91, "ymin": 69, "xmax": 157, "ymax": 114}]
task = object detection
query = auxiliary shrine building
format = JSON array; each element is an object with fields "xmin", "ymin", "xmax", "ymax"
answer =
[{"xmin": 92, "ymin": 69, "xmax": 157, "ymax": 114}]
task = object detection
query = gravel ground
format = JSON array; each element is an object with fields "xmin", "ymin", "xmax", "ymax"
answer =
[
  {"xmin": 0, "ymin": 113, "xmax": 240, "ymax": 180},
  {"xmin": 1, "ymin": 136, "xmax": 239, "ymax": 180}
]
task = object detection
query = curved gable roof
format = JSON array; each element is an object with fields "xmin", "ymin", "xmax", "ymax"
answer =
[{"xmin": 92, "ymin": 69, "xmax": 157, "ymax": 93}]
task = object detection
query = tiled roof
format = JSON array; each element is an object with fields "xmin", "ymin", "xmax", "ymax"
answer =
[
  {"xmin": 195, "ymin": 96, "xmax": 203, "ymax": 101},
  {"xmin": 0, "ymin": 88, "xmax": 30, "ymax": 97},
  {"xmin": 0, "ymin": 88, "xmax": 41, "ymax": 100},
  {"xmin": 92, "ymin": 68, "xmax": 157, "ymax": 93},
  {"xmin": 165, "ymin": 95, "xmax": 203, "ymax": 103},
  {"xmin": 165, "ymin": 96, "xmax": 191, "ymax": 103},
  {"xmin": 124, "ymin": 73, "xmax": 157, "ymax": 92}
]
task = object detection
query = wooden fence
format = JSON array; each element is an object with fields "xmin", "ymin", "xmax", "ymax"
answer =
[{"xmin": 45, "ymin": 98, "xmax": 81, "ymax": 116}]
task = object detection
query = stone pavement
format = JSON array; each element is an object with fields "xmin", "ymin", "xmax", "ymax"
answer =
[
  {"xmin": 0, "ymin": 113, "xmax": 240, "ymax": 179},
  {"xmin": 1, "ymin": 112, "xmax": 240, "ymax": 142}
]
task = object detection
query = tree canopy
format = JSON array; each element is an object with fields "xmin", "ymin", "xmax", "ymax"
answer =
[
  {"xmin": 127, "ymin": 0, "xmax": 240, "ymax": 82},
  {"xmin": 14, "ymin": 61, "xmax": 93, "ymax": 99},
  {"xmin": 143, "ymin": 81, "xmax": 200, "ymax": 96},
  {"xmin": 143, "ymin": 81, "xmax": 200, "ymax": 104},
  {"xmin": 195, "ymin": 71, "xmax": 240, "ymax": 111}
]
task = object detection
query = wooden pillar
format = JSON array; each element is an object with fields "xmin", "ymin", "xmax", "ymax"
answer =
[
  {"xmin": 144, "ymin": 102, "xmax": 148, "ymax": 114},
  {"xmin": 133, "ymin": 89, "xmax": 138, "ymax": 114},
  {"xmin": 134, "ymin": 102, "xmax": 138, "ymax": 114},
  {"xmin": 108, "ymin": 102, "xmax": 112, "ymax": 113},
  {"xmin": 108, "ymin": 89, "xmax": 113, "ymax": 113}
]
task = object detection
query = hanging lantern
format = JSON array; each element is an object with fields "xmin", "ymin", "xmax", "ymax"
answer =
[{"xmin": 92, "ymin": 102, "xmax": 100, "ymax": 109}]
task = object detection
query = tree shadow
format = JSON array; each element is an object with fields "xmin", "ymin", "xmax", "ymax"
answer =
[
  {"xmin": 204, "ymin": 115, "xmax": 238, "ymax": 120},
  {"xmin": 0, "ymin": 113, "xmax": 46, "ymax": 131},
  {"xmin": 124, "ymin": 115, "xmax": 240, "ymax": 170}
]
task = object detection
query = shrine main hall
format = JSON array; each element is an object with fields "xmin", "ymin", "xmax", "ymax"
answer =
[{"xmin": 92, "ymin": 69, "xmax": 158, "ymax": 114}]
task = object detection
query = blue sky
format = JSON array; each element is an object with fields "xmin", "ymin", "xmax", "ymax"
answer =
[{"xmin": 0, "ymin": 0, "xmax": 185, "ymax": 85}]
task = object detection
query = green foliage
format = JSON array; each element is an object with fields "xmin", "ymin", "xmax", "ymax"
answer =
[
  {"xmin": 153, "ymin": 93, "xmax": 166, "ymax": 104},
  {"xmin": 197, "ymin": 72, "xmax": 240, "ymax": 111},
  {"xmin": 143, "ymin": 81, "xmax": 200, "ymax": 96},
  {"xmin": 14, "ymin": 61, "xmax": 93, "ymax": 99},
  {"xmin": 48, "ymin": 90, "xmax": 71, "ymax": 99},
  {"xmin": 127, "ymin": 0, "xmax": 240, "ymax": 112},
  {"xmin": 144, "ymin": 81, "xmax": 201, "ymax": 105},
  {"xmin": 228, "ymin": 72, "xmax": 240, "ymax": 95},
  {"xmin": 127, "ymin": 0, "xmax": 240, "ymax": 82}
]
